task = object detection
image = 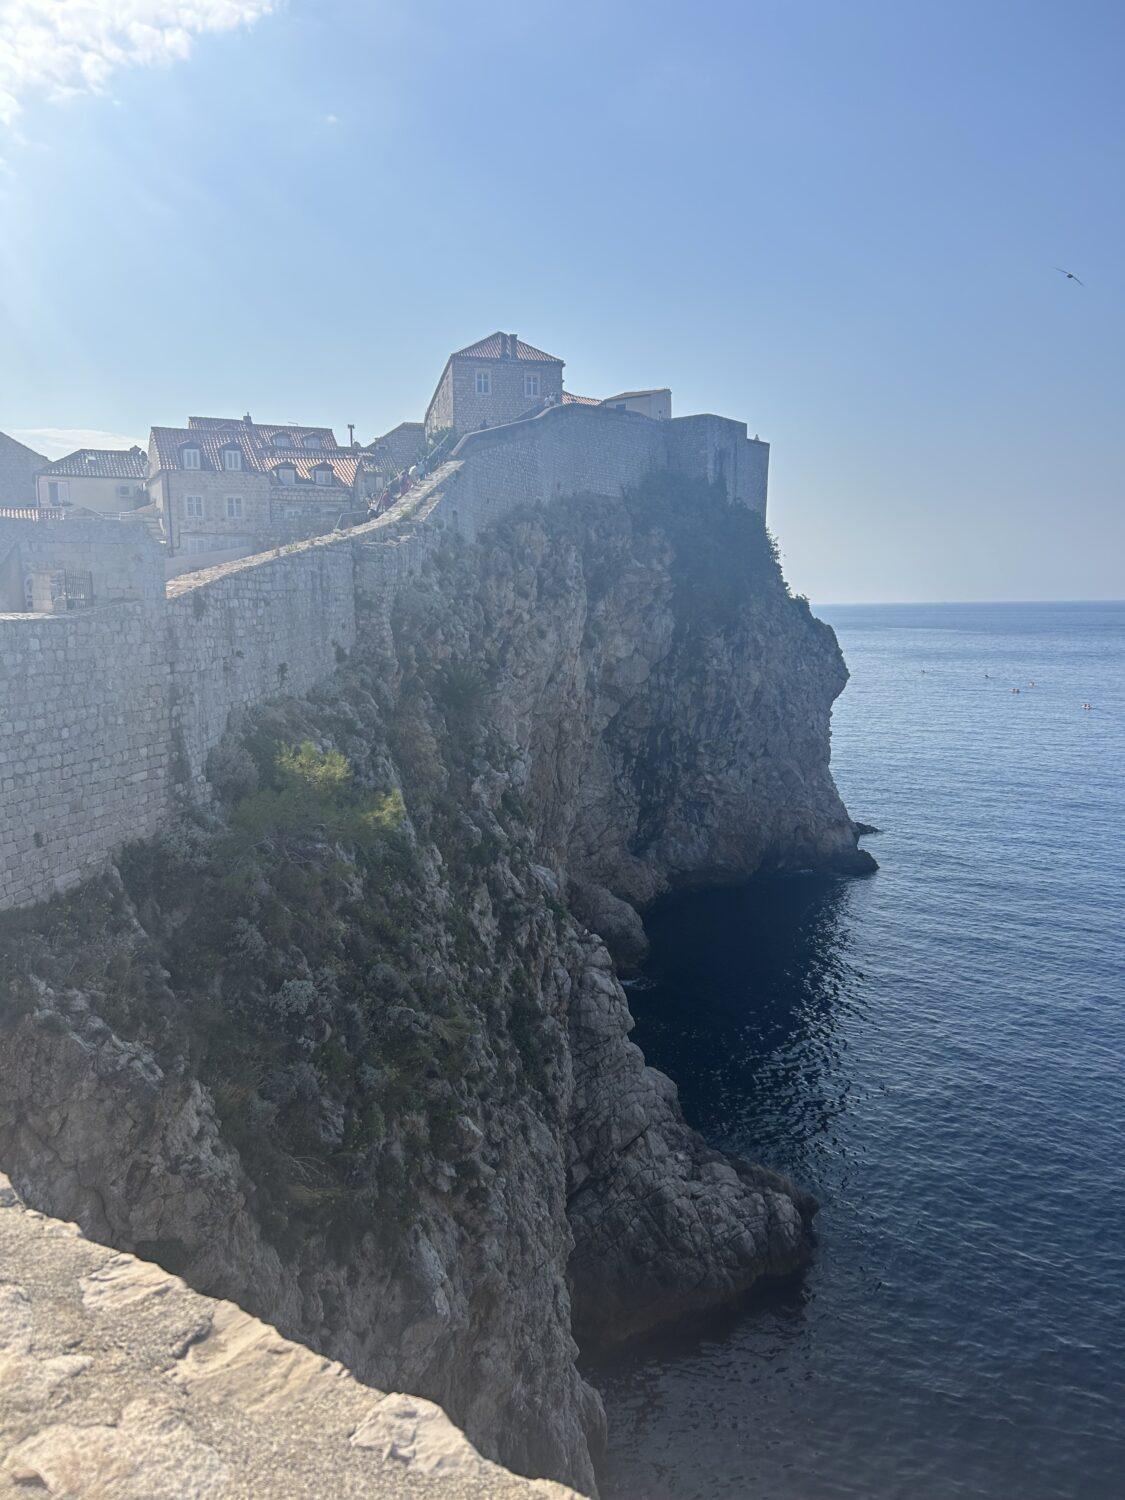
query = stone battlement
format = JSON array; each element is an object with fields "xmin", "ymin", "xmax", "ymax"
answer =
[{"xmin": 0, "ymin": 406, "xmax": 768, "ymax": 910}]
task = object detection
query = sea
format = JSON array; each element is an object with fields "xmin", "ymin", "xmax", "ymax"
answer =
[{"xmin": 592, "ymin": 601, "xmax": 1125, "ymax": 1500}]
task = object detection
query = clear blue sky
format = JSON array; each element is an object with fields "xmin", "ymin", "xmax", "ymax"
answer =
[{"xmin": 1, "ymin": 0, "xmax": 1122, "ymax": 602}]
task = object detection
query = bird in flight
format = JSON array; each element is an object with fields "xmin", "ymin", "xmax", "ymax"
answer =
[{"xmin": 1054, "ymin": 266, "xmax": 1085, "ymax": 285}]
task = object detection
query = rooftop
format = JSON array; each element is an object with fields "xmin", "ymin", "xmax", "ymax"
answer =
[
  {"xmin": 265, "ymin": 452, "xmax": 376, "ymax": 487},
  {"xmin": 188, "ymin": 416, "xmax": 339, "ymax": 444},
  {"xmin": 150, "ymin": 424, "xmax": 363, "ymax": 488},
  {"xmin": 452, "ymin": 332, "xmax": 562, "ymax": 363},
  {"xmin": 39, "ymin": 447, "xmax": 148, "ymax": 479}
]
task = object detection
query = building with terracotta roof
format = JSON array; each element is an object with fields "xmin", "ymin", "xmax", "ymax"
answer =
[
  {"xmin": 425, "ymin": 332, "xmax": 565, "ymax": 437},
  {"xmin": 420, "ymin": 334, "xmax": 675, "ymax": 439},
  {"xmin": 146, "ymin": 416, "xmax": 375, "ymax": 558},
  {"xmin": 35, "ymin": 447, "xmax": 148, "ymax": 515}
]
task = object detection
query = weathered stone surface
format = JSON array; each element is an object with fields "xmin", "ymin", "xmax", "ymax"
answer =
[
  {"xmin": 0, "ymin": 1173, "xmax": 581, "ymax": 1499},
  {"xmin": 0, "ymin": 470, "xmax": 869, "ymax": 1492}
]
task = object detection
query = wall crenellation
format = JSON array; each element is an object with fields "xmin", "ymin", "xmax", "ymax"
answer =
[{"xmin": 0, "ymin": 406, "xmax": 767, "ymax": 910}]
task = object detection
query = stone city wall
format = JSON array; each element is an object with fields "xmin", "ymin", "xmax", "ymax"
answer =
[
  {"xmin": 0, "ymin": 604, "xmax": 172, "ymax": 909},
  {"xmin": 166, "ymin": 537, "xmax": 358, "ymax": 790},
  {"xmin": 0, "ymin": 518, "xmax": 165, "ymax": 613},
  {"xmin": 0, "ymin": 407, "xmax": 767, "ymax": 910}
]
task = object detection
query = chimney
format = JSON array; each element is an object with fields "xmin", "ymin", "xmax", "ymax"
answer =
[
  {"xmin": 243, "ymin": 412, "xmax": 253, "ymax": 425},
  {"xmin": 348, "ymin": 423, "xmax": 355, "ymax": 447},
  {"xmin": 508, "ymin": 332, "xmax": 518, "ymax": 359}
]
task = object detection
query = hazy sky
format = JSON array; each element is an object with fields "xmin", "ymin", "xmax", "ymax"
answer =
[{"xmin": 1, "ymin": 0, "xmax": 1122, "ymax": 602}]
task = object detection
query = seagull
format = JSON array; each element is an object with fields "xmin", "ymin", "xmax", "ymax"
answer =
[{"xmin": 1054, "ymin": 266, "xmax": 1085, "ymax": 285}]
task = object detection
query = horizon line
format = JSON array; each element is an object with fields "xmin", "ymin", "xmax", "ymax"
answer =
[{"xmin": 814, "ymin": 597, "xmax": 1125, "ymax": 608}]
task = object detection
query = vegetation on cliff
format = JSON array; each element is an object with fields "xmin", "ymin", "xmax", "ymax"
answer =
[{"xmin": 0, "ymin": 471, "xmax": 864, "ymax": 1490}]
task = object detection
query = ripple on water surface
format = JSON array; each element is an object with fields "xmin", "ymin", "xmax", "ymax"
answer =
[{"xmin": 592, "ymin": 602, "xmax": 1125, "ymax": 1500}]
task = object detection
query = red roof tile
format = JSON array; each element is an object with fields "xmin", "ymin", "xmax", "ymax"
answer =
[
  {"xmin": 562, "ymin": 392, "xmax": 600, "ymax": 406},
  {"xmin": 150, "ymin": 420, "xmax": 352, "ymax": 482},
  {"xmin": 266, "ymin": 453, "xmax": 369, "ymax": 487},
  {"xmin": 452, "ymin": 332, "xmax": 562, "ymax": 363},
  {"xmin": 150, "ymin": 427, "xmax": 257, "ymax": 474},
  {"xmin": 40, "ymin": 447, "xmax": 148, "ymax": 479},
  {"xmin": 187, "ymin": 417, "xmax": 338, "ymax": 445}
]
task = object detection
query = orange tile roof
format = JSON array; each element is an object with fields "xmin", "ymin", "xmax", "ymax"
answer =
[
  {"xmin": 452, "ymin": 332, "xmax": 562, "ymax": 363},
  {"xmin": 562, "ymin": 392, "xmax": 600, "ymax": 406},
  {"xmin": 150, "ymin": 427, "xmax": 257, "ymax": 473},
  {"xmin": 40, "ymin": 447, "xmax": 148, "ymax": 478},
  {"xmin": 150, "ymin": 422, "xmax": 355, "ymax": 484},
  {"xmin": 188, "ymin": 416, "xmax": 338, "ymax": 444},
  {"xmin": 266, "ymin": 453, "xmax": 370, "ymax": 487}
]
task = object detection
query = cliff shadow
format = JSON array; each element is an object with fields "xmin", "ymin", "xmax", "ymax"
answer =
[{"xmin": 626, "ymin": 872, "xmax": 864, "ymax": 1196}]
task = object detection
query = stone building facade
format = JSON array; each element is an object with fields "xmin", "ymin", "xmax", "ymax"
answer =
[
  {"xmin": 368, "ymin": 421, "xmax": 427, "ymax": 476},
  {"xmin": 148, "ymin": 416, "xmax": 373, "ymax": 558},
  {"xmin": 425, "ymin": 333, "xmax": 565, "ymax": 437},
  {"xmin": 0, "ymin": 431, "xmax": 46, "ymax": 507}
]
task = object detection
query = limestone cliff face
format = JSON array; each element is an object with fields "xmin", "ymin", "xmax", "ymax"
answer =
[{"xmin": 0, "ymin": 473, "xmax": 870, "ymax": 1494}]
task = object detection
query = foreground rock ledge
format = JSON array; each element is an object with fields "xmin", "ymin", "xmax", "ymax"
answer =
[{"xmin": 0, "ymin": 1173, "xmax": 583, "ymax": 1500}]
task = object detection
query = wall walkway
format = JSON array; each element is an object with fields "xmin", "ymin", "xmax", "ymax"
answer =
[{"xmin": 0, "ymin": 406, "xmax": 766, "ymax": 909}]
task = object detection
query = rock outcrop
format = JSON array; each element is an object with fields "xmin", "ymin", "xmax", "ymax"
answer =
[
  {"xmin": 0, "ymin": 1172, "xmax": 581, "ymax": 1499},
  {"xmin": 0, "ymin": 471, "xmax": 870, "ymax": 1493}
]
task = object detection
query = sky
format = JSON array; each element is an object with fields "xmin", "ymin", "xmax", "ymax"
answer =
[{"xmin": 0, "ymin": 0, "xmax": 1122, "ymax": 603}]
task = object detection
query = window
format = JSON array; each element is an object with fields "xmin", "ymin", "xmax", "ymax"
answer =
[
  {"xmin": 314, "ymin": 466, "xmax": 332, "ymax": 486},
  {"xmin": 273, "ymin": 433, "xmax": 293, "ymax": 449},
  {"xmin": 225, "ymin": 495, "xmax": 243, "ymax": 519},
  {"xmin": 117, "ymin": 484, "xmax": 131, "ymax": 498},
  {"xmin": 525, "ymin": 373, "xmax": 540, "ymax": 398},
  {"xmin": 277, "ymin": 465, "xmax": 296, "ymax": 486},
  {"xmin": 182, "ymin": 447, "xmax": 201, "ymax": 469},
  {"xmin": 475, "ymin": 369, "xmax": 491, "ymax": 395},
  {"xmin": 303, "ymin": 435, "xmax": 323, "ymax": 450},
  {"xmin": 222, "ymin": 448, "xmax": 242, "ymax": 471},
  {"xmin": 184, "ymin": 495, "xmax": 204, "ymax": 519},
  {"xmin": 46, "ymin": 480, "xmax": 69, "ymax": 505}
]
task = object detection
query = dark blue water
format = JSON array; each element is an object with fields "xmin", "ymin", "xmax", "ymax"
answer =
[{"xmin": 595, "ymin": 601, "xmax": 1125, "ymax": 1500}]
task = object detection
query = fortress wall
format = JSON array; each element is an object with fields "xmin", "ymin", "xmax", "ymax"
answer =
[
  {"xmin": 446, "ymin": 406, "xmax": 665, "ymax": 538},
  {"xmin": 0, "ymin": 408, "xmax": 765, "ymax": 910},
  {"xmin": 0, "ymin": 605, "xmax": 172, "ymax": 909},
  {"xmin": 444, "ymin": 404, "xmax": 766, "ymax": 537},
  {"xmin": 0, "ymin": 519, "xmax": 166, "ymax": 613},
  {"xmin": 166, "ymin": 539, "xmax": 357, "ymax": 787},
  {"xmin": 664, "ymin": 415, "xmax": 769, "ymax": 515}
]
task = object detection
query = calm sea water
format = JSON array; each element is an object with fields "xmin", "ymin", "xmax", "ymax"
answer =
[{"xmin": 593, "ymin": 601, "xmax": 1125, "ymax": 1500}]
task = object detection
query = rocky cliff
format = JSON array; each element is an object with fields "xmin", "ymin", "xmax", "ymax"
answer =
[
  {"xmin": 0, "ymin": 472, "xmax": 871, "ymax": 1495},
  {"xmin": 0, "ymin": 1173, "xmax": 579, "ymax": 1499}
]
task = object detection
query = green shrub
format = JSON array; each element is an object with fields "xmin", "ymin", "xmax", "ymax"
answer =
[{"xmin": 224, "ymin": 741, "xmax": 405, "ymax": 860}]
